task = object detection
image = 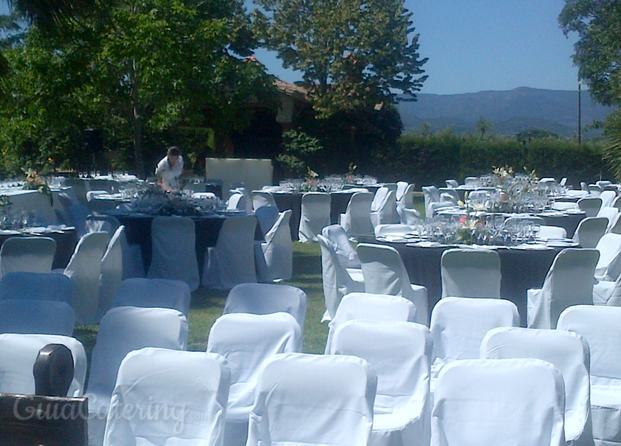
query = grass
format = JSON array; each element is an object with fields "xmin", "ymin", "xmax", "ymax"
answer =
[
  {"xmin": 75, "ymin": 242, "xmax": 329, "ymax": 356},
  {"xmin": 75, "ymin": 195, "xmax": 425, "ymax": 356}
]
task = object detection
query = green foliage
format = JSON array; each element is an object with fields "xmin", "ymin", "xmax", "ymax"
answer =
[
  {"xmin": 559, "ymin": 0, "xmax": 621, "ymax": 106},
  {"xmin": 476, "ymin": 117, "xmax": 492, "ymax": 139},
  {"xmin": 516, "ymin": 128, "xmax": 560, "ymax": 143},
  {"xmin": 254, "ymin": 0, "xmax": 427, "ymax": 117},
  {"xmin": 276, "ymin": 130, "xmax": 324, "ymax": 177},
  {"xmin": 0, "ymin": 0, "xmax": 276, "ymax": 176},
  {"xmin": 290, "ymin": 103, "xmax": 403, "ymax": 176},
  {"xmin": 603, "ymin": 110, "xmax": 621, "ymax": 179},
  {"xmin": 373, "ymin": 132, "xmax": 610, "ymax": 186}
]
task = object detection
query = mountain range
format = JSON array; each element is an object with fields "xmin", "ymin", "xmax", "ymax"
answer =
[{"xmin": 397, "ymin": 87, "xmax": 615, "ymax": 138}]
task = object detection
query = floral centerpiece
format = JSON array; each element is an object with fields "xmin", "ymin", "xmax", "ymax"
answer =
[
  {"xmin": 131, "ymin": 184, "xmax": 200, "ymax": 216},
  {"xmin": 22, "ymin": 169, "xmax": 53, "ymax": 205},
  {"xmin": 467, "ymin": 167, "xmax": 546, "ymax": 213}
]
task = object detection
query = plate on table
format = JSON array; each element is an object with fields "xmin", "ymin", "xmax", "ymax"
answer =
[
  {"xmin": 407, "ymin": 241, "xmax": 444, "ymax": 248},
  {"xmin": 23, "ymin": 227, "xmax": 49, "ymax": 234},
  {"xmin": 511, "ymin": 243, "xmax": 551, "ymax": 250},
  {"xmin": 0, "ymin": 230, "xmax": 21, "ymax": 235},
  {"xmin": 546, "ymin": 240, "xmax": 580, "ymax": 248},
  {"xmin": 564, "ymin": 209, "xmax": 586, "ymax": 215},
  {"xmin": 378, "ymin": 235, "xmax": 408, "ymax": 242}
]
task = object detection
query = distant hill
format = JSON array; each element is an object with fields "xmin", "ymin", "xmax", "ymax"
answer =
[{"xmin": 397, "ymin": 87, "xmax": 614, "ymax": 138}]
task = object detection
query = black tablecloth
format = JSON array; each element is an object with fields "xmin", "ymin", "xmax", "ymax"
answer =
[
  {"xmin": 366, "ymin": 239, "xmax": 561, "ymax": 326},
  {"xmin": 0, "ymin": 229, "xmax": 78, "ymax": 269},
  {"xmin": 114, "ymin": 214, "xmax": 261, "ymax": 272},
  {"xmin": 540, "ymin": 213, "xmax": 585, "ymax": 238},
  {"xmin": 272, "ymin": 192, "xmax": 357, "ymax": 240}
]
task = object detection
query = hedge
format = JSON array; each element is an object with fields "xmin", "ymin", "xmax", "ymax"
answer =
[{"xmin": 371, "ymin": 133, "xmax": 611, "ymax": 188}]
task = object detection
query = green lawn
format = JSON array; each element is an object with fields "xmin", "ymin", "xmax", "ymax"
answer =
[
  {"xmin": 74, "ymin": 195, "xmax": 425, "ymax": 357},
  {"xmin": 75, "ymin": 242, "xmax": 329, "ymax": 356}
]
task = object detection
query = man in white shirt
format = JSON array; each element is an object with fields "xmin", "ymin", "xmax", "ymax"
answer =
[{"xmin": 155, "ymin": 146, "xmax": 184, "ymax": 191}]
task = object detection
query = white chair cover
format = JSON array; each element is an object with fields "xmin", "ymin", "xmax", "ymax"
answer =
[
  {"xmin": 601, "ymin": 190, "xmax": 617, "ymax": 208},
  {"xmin": 86, "ymin": 215, "xmax": 121, "ymax": 234},
  {"xmin": 148, "ymin": 216, "xmax": 199, "ymax": 291},
  {"xmin": 395, "ymin": 182, "xmax": 409, "ymax": 201},
  {"xmin": 579, "ymin": 197, "xmax": 604, "ymax": 218},
  {"xmin": 0, "ymin": 299, "xmax": 75, "ymax": 336},
  {"xmin": 56, "ymin": 192, "xmax": 90, "ymax": 236},
  {"xmin": 64, "ymin": 231, "xmax": 110, "ymax": 324},
  {"xmin": 317, "ymin": 235, "xmax": 365, "ymax": 321},
  {"xmin": 371, "ymin": 190, "xmax": 399, "ymax": 227},
  {"xmin": 598, "ymin": 206, "xmax": 620, "ymax": 231},
  {"xmin": 87, "ymin": 307, "xmax": 188, "ymax": 446},
  {"xmin": 340, "ymin": 192, "xmax": 374, "ymax": 238},
  {"xmin": 593, "ymin": 272, "xmax": 621, "ymax": 306},
  {"xmin": 430, "ymin": 297, "xmax": 519, "ymax": 375},
  {"xmin": 528, "ymin": 248, "xmax": 599, "ymax": 329},
  {"xmin": 255, "ymin": 210, "xmax": 293, "ymax": 282},
  {"xmin": 203, "ymin": 215, "xmax": 257, "ymax": 289},
  {"xmin": 574, "ymin": 217, "xmax": 608, "ymax": 248},
  {"xmin": 558, "ymin": 305, "xmax": 621, "ymax": 446},
  {"xmin": 113, "ymin": 278, "xmax": 191, "ymax": 315},
  {"xmin": 445, "ymin": 180, "xmax": 459, "ymax": 188},
  {"xmin": 432, "ymin": 358, "xmax": 566, "ymax": 446},
  {"xmin": 246, "ymin": 353, "xmax": 377, "ymax": 446},
  {"xmin": 374, "ymin": 224, "xmax": 417, "ymax": 237},
  {"xmin": 357, "ymin": 243, "xmax": 429, "ymax": 325},
  {"xmin": 332, "ymin": 320, "xmax": 431, "ymax": 446},
  {"xmin": 103, "ymin": 348, "xmax": 230, "ymax": 446},
  {"xmin": 251, "ymin": 191, "xmax": 276, "ymax": 210},
  {"xmin": 594, "ymin": 233, "xmax": 621, "ymax": 280},
  {"xmin": 255, "ymin": 205, "xmax": 279, "ymax": 237},
  {"xmin": 371, "ymin": 187, "xmax": 390, "ymax": 212},
  {"xmin": 397, "ymin": 190, "xmax": 422, "ymax": 225},
  {"xmin": 98, "ymin": 226, "xmax": 124, "ymax": 320},
  {"xmin": 322, "ymin": 224, "xmax": 361, "ymax": 269},
  {"xmin": 117, "ymin": 225, "xmax": 144, "ymax": 280},
  {"xmin": 227, "ymin": 192, "xmax": 247, "ymax": 210},
  {"xmin": 0, "ymin": 333, "xmax": 87, "ymax": 397},
  {"xmin": 299, "ymin": 192, "xmax": 331, "ymax": 242},
  {"xmin": 207, "ymin": 313, "xmax": 301, "ymax": 446},
  {"xmin": 325, "ymin": 292, "xmax": 415, "ymax": 354},
  {"xmin": 441, "ymin": 249, "xmax": 501, "ymax": 298},
  {"xmin": 482, "ymin": 327, "xmax": 593, "ymax": 446},
  {"xmin": 0, "ymin": 236, "xmax": 56, "ymax": 277},
  {"xmin": 613, "ymin": 196, "xmax": 621, "ymax": 211},
  {"xmin": 224, "ymin": 283, "xmax": 307, "ymax": 331},
  {"xmin": 0, "ymin": 271, "xmax": 72, "ymax": 303},
  {"xmin": 422, "ymin": 186, "xmax": 441, "ymax": 218},
  {"xmin": 539, "ymin": 225, "xmax": 568, "ymax": 240}
]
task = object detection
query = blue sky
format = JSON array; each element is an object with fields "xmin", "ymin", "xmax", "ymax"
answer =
[
  {"xmin": 252, "ymin": 0, "xmax": 580, "ymax": 94},
  {"xmin": 2, "ymin": 0, "xmax": 580, "ymax": 94}
]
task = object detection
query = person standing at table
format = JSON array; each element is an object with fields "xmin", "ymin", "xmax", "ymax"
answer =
[{"xmin": 155, "ymin": 146, "xmax": 184, "ymax": 191}]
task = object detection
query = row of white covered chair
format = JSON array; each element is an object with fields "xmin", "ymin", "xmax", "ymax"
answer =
[{"xmin": 91, "ymin": 298, "xmax": 621, "ymax": 446}]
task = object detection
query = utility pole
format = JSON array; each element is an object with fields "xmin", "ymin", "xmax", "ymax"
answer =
[{"xmin": 578, "ymin": 80, "xmax": 582, "ymax": 145}]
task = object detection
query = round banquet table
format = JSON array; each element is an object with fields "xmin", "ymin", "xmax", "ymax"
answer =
[
  {"xmin": 539, "ymin": 212, "xmax": 585, "ymax": 238},
  {"xmin": 272, "ymin": 191, "xmax": 359, "ymax": 240},
  {"xmin": 364, "ymin": 238, "xmax": 562, "ymax": 327},
  {"xmin": 113, "ymin": 213, "xmax": 262, "ymax": 272},
  {"xmin": 0, "ymin": 228, "xmax": 78, "ymax": 269}
]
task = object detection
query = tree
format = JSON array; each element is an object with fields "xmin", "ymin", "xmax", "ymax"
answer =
[
  {"xmin": 560, "ymin": 0, "xmax": 621, "ymax": 178},
  {"xmin": 476, "ymin": 117, "xmax": 492, "ymax": 139},
  {"xmin": 0, "ymin": 0, "xmax": 276, "ymax": 176},
  {"xmin": 559, "ymin": 0, "xmax": 621, "ymax": 106},
  {"xmin": 253, "ymin": 0, "xmax": 428, "ymax": 117}
]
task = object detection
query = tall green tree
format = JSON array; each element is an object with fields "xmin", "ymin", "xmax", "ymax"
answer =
[
  {"xmin": 559, "ymin": 0, "xmax": 621, "ymax": 106},
  {"xmin": 253, "ymin": 0, "xmax": 427, "ymax": 117},
  {"xmin": 0, "ymin": 0, "xmax": 276, "ymax": 176},
  {"xmin": 560, "ymin": 0, "xmax": 621, "ymax": 176}
]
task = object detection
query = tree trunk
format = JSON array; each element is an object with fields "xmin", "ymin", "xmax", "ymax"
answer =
[{"xmin": 129, "ymin": 58, "xmax": 145, "ymax": 178}]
